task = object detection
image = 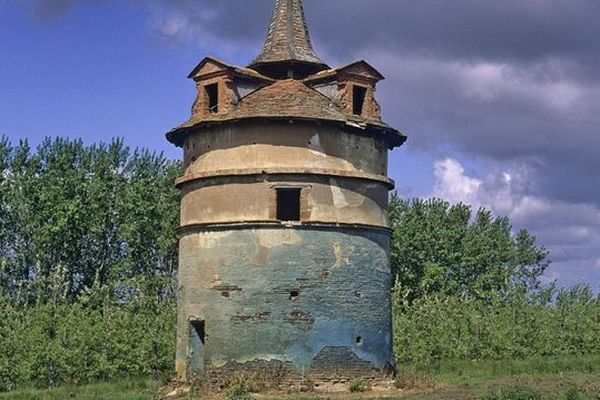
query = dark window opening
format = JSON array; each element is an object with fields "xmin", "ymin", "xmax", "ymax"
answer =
[
  {"xmin": 205, "ymin": 83, "xmax": 219, "ymax": 113},
  {"xmin": 276, "ymin": 188, "xmax": 301, "ymax": 221},
  {"xmin": 290, "ymin": 290, "xmax": 300, "ymax": 301},
  {"xmin": 352, "ymin": 85, "xmax": 367, "ymax": 116},
  {"xmin": 356, "ymin": 336, "xmax": 363, "ymax": 345},
  {"xmin": 221, "ymin": 291, "xmax": 230, "ymax": 298}
]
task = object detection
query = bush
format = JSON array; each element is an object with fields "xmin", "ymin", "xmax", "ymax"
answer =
[
  {"xmin": 224, "ymin": 373, "xmax": 261, "ymax": 398},
  {"xmin": 392, "ymin": 285, "xmax": 600, "ymax": 363},
  {"xmin": 348, "ymin": 378, "xmax": 369, "ymax": 393},
  {"xmin": 0, "ymin": 298, "xmax": 176, "ymax": 391}
]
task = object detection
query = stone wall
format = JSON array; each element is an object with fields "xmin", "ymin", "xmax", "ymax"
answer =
[{"xmin": 175, "ymin": 226, "xmax": 394, "ymax": 380}]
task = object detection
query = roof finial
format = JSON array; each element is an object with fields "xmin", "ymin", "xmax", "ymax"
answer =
[{"xmin": 249, "ymin": 0, "xmax": 328, "ymax": 78}]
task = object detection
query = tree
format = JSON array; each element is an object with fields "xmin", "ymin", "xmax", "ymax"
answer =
[
  {"xmin": 389, "ymin": 195, "xmax": 550, "ymax": 304},
  {"xmin": 0, "ymin": 137, "xmax": 180, "ymax": 305}
]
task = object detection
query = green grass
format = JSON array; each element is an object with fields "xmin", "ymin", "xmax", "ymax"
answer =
[
  {"xmin": 1, "ymin": 357, "xmax": 599, "ymax": 400},
  {"xmin": 0, "ymin": 379, "xmax": 158, "ymax": 400},
  {"xmin": 401, "ymin": 355, "xmax": 600, "ymax": 385}
]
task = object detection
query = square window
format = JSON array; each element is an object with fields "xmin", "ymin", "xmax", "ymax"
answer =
[{"xmin": 276, "ymin": 188, "xmax": 301, "ymax": 221}]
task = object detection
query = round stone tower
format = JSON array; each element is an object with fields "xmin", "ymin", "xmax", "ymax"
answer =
[{"xmin": 167, "ymin": 0, "xmax": 406, "ymax": 384}]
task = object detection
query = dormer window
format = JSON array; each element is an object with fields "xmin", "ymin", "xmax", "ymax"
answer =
[
  {"xmin": 205, "ymin": 83, "xmax": 219, "ymax": 113},
  {"xmin": 352, "ymin": 85, "xmax": 367, "ymax": 116}
]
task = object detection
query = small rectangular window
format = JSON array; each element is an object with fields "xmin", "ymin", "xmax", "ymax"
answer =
[
  {"xmin": 352, "ymin": 85, "xmax": 367, "ymax": 116},
  {"xmin": 205, "ymin": 83, "xmax": 219, "ymax": 113},
  {"xmin": 276, "ymin": 188, "xmax": 301, "ymax": 221}
]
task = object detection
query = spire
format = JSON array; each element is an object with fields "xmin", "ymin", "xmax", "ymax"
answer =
[{"xmin": 248, "ymin": 0, "xmax": 328, "ymax": 78}]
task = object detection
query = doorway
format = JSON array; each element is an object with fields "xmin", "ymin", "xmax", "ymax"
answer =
[{"xmin": 188, "ymin": 320, "xmax": 205, "ymax": 376}]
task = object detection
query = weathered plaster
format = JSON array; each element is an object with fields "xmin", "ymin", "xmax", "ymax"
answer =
[
  {"xmin": 176, "ymin": 226, "xmax": 393, "ymax": 379},
  {"xmin": 180, "ymin": 175, "xmax": 389, "ymax": 228},
  {"xmin": 182, "ymin": 122, "xmax": 388, "ymax": 178}
]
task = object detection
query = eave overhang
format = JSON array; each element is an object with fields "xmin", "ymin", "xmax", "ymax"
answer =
[{"xmin": 165, "ymin": 116, "xmax": 407, "ymax": 150}]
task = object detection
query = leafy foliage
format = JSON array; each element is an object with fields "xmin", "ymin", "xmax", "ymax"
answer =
[
  {"xmin": 392, "ymin": 285, "xmax": 600, "ymax": 363},
  {"xmin": 0, "ymin": 294, "xmax": 175, "ymax": 391},
  {"xmin": 0, "ymin": 137, "xmax": 179, "ymax": 391},
  {"xmin": 389, "ymin": 195, "xmax": 550, "ymax": 305},
  {"xmin": 0, "ymin": 137, "xmax": 179, "ymax": 304}
]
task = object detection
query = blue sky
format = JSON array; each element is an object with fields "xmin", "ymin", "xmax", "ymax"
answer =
[{"xmin": 1, "ymin": 0, "xmax": 598, "ymax": 289}]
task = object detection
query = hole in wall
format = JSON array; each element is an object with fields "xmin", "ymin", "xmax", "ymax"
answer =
[
  {"xmin": 352, "ymin": 85, "xmax": 367, "ymax": 116},
  {"xmin": 276, "ymin": 188, "xmax": 301, "ymax": 221},
  {"xmin": 221, "ymin": 291, "xmax": 230, "ymax": 298},
  {"xmin": 190, "ymin": 320, "xmax": 206, "ymax": 346},
  {"xmin": 289, "ymin": 290, "xmax": 300, "ymax": 301},
  {"xmin": 205, "ymin": 83, "xmax": 219, "ymax": 113},
  {"xmin": 356, "ymin": 336, "xmax": 363, "ymax": 345}
]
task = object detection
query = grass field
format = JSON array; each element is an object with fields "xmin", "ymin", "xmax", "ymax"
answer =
[
  {"xmin": 1, "ymin": 356, "xmax": 598, "ymax": 400},
  {"xmin": 0, "ymin": 380, "xmax": 159, "ymax": 400}
]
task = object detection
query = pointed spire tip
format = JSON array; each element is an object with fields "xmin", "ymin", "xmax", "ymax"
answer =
[{"xmin": 249, "ymin": 0, "xmax": 328, "ymax": 73}]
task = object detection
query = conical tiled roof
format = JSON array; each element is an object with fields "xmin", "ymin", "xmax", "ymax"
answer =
[{"xmin": 249, "ymin": 0, "xmax": 327, "ymax": 69}]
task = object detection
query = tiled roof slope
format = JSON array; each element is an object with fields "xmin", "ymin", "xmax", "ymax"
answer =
[
  {"xmin": 177, "ymin": 80, "xmax": 388, "ymax": 128},
  {"xmin": 168, "ymin": 80, "xmax": 405, "ymax": 147},
  {"xmin": 176, "ymin": 80, "xmax": 339, "ymax": 127},
  {"xmin": 249, "ymin": 0, "xmax": 326, "ymax": 68}
]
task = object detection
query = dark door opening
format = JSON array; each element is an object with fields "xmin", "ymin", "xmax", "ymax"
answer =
[
  {"xmin": 188, "ymin": 320, "xmax": 205, "ymax": 376},
  {"xmin": 352, "ymin": 85, "xmax": 367, "ymax": 116},
  {"xmin": 276, "ymin": 188, "xmax": 301, "ymax": 221}
]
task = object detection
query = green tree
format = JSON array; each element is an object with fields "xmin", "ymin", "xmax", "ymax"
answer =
[
  {"xmin": 0, "ymin": 137, "xmax": 180, "ymax": 305},
  {"xmin": 389, "ymin": 195, "xmax": 550, "ymax": 304}
]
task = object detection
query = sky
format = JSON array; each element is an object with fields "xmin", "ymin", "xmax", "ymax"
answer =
[{"xmin": 1, "ymin": 0, "xmax": 599, "ymax": 290}]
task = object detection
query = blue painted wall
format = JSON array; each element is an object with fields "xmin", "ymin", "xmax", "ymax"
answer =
[{"xmin": 177, "ymin": 225, "xmax": 394, "ymax": 378}]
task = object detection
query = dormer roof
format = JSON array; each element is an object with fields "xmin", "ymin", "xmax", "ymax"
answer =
[
  {"xmin": 303, "ymin": 60, "xmax": 386, "ymax": 84},
  {"xmin": 188, "ymin": 56, "xmax": 274, "ymax": 82}
]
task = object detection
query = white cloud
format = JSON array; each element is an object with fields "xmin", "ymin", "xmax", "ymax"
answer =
[
  {"xmin": 432, "ymin": 157, "xmax": 600, "ymax": 290},
  {"xmin": 433, "ymin": 159, "xmax": 481, "ymax": 206}
]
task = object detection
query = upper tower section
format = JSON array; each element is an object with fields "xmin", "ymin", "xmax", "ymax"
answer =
[
  {"xmin": 166, "ymin": 0, "xmax": 406, "ymax": 151},
  {"xmin": 248, "ymin": 0, "xmax": 329, "ymax": 79}
]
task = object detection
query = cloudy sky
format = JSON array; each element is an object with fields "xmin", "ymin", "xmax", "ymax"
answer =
[{"xmin": 1, "ymin": 0, "xmax": 598, "ymax": 289}]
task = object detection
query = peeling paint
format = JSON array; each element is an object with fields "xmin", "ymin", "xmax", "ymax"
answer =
[
  {"xmin": 176, "ymin": 227, "xmax": 394, "ymax": 380},
  {"xmin": 255, "ymin": 229, "xmax": 302, "ymax": 248}
]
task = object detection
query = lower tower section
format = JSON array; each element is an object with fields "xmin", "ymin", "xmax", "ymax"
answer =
[{"xmin": 176, "ymin": 225, "xmax": 394, "ymax": 383}]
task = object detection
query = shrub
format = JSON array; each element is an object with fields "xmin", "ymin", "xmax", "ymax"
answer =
[
  {"xmin": 0, "ymin": 299, "xmax": 176, "ymax": 391},
  {"xmin": 393, "ymin": 286, "xmax": 600, "ymax": 363},
  {"xmin": 348, "ymin": 378, "xmax": 370, "ymax": 393},
  {"xmin": 224, "ymin": 373, "xmax": 261, "ymax": 398}
]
